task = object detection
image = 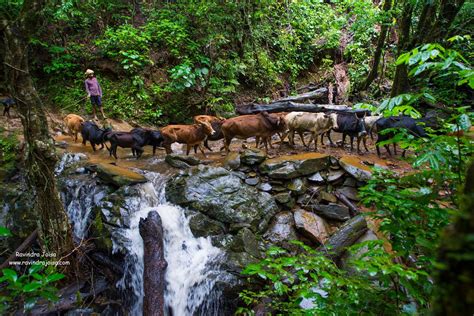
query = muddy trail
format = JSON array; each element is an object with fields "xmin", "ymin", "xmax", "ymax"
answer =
[{"xmin": 2, "ymin": 111, "xmax": 414, "ymax": 175}]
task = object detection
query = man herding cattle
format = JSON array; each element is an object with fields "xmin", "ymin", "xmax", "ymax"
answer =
[{"xmin": 84, "ymin": 69, "xmax": 106, "ymax": 120}]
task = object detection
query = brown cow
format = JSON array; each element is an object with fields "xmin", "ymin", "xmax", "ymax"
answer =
[
  {"xmin": 63, "ymin": 114, "xmax": 85, "ymax": 142},
  {"xmin": 193, "ymin": 115, "xmax": 225, "ymax": 151},
  {"xmin": 221, "ymin": 111, "xmax": 285, "ymax": 152},
  {"xmin": 161, "ymin": 121, "xmax": 215, "ymax": 156}
]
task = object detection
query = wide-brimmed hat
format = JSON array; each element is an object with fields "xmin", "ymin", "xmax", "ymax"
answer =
[{"xmin": 84, "ymin": 69, "xmax": 94, "ymax": 76}]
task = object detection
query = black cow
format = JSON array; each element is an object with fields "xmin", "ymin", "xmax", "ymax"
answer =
[
  {"xmin": 108, "ymin": 131, "xmax": 151, "ymax": 159},
  {"xmin": 1, "ymin": 98, "xmax": 15, "ymax": 118},
  {"xmin": 130, "ymin": 128, "xmax": 164, "ymax": 155},
  {"xmin": 80, "ymin": 121, "xmax": 112, "ymax": 151},
  {"xmin": 325, "ymin": 112, "xmax": 368, "ymax": 152},
  {"xmin": 374, "ymin": 116, "xmax": 428, "ymax": 157}
]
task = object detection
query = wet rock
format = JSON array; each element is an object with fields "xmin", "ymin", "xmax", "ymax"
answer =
[
  {"xmin": 54, "ymin": 140, "xmax": 68, "ymax": 149},
  {"xmin": 166, "ymin": 166, "xmax": 278, "ymax": 232},
  {"xmin": 245, "ymin": 177, "xmax": 260, "ymax": 186},
  {"xmin": 274, "ymin": 192, "xmax": 295, "ymax": 208},
  {"xmin": 189, "ymin": 212, "xmax": 226, "ymax": 237},
  {"xmin": 165, "ymin": 154, "xmax": 201, "ymax": 168},
  {"xmin": 339, "ymin": 157, "xmax": 372, "ymax": 182},
  {"xmin": 343, "ymin": 177, "xmax": 358, "ymax": 187},
  {"xmin": 307, "ymin": 172, "xmax": 324, "ymax": 183},
  {"xmin": 337, "ymin": 186, "xmax": 359, "ymax": 201},
  {"xmin": 260, "ymin": 153, "xmax": 330, "ymax": 179},
  {"xmin": 257, "ymin": 183, "xmax": 272, "ymax": 192},
  {"xmin": 240, "ymin": 148, "xmax": 266, "ymax": 165},
  {"xmin": 223, "ymin": 152, "xmax": 241, "ymax": 170},
  {"xmin": 263, "ymin": 212, "xmax": 298, "ymax": 247},
  {"xmin": 327, "ymin": 170, "xmax": 345, "ymax": 182},
  {"xmin": 309, "ymin": 203, "xmax": 350, "ymax": 221},
  {"xmin": 271, "ymin": 185, "xmax": 287, "ymax": 192},
  {"xmin": 293, "ymin": 209, "xmax": 329, "ymax": 244},
  {"xmin": 232, "ymin": 228, "xmax": 260, "ymax": 258},
  {"xmin": 319, "ymin": 191, "xmax": 337, "ymax": 203},
  {"xmin": 95, "ymin": 163, "xmax": 147, "ymax": 187},
  {"xmin": 238, "ymin": 166, "xmax": 252, "ymax": 173},
  {"xmin": 287, "ymin": 178, "xmax": 307, "ymax": 195}
]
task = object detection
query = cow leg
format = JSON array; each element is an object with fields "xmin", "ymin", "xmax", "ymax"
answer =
[
  {"xmin": 288, "ymin": 129, "xmax": 295, "ymax": 147},
  {"xmin": 186, "ymin": 144, "xmax": 191, "ymax": 155},
  {"xmin": 204, "ymin": 139, "xmax": 213, "ymax": 152},
  {"xmin": 91, "ymin": 143, "xmax": 96, "ymax": 152},
  {"xmin": 298, "ymin": 131, "xmax": 307, "ymax": 147},
  {"xmin": 376, "ymin": 144, "xmax": 381, "ymax": 157},
  {"xmin": 350, "ymin": 136, "xmax": 355, "ymax": 152},
  {"xmin": 263, "ymin": 138, "xmax": 269, "ymax": 153},
  {"xmin": 393, "ymin": 143, "xmax": 397, "ymax": 156},
  {"xmin": 198, "ymin": 144, "xmax": 207, "ymax": 157},
  {"xmin": 194, "ymin": 145, "xmax": 199, "ymax": 154},
  {"xmin": 82, "ymin": 138, "xmax": 86, "ymax": 146},
  {"xmin": 255, "ymin": 136, "xmax": 260, "ymax": 148},
  {"xmin": 363, "ymin": 137, "xmax": 369, "ymax": 152},
  {"xmin": 112, "ymin": 145, "xmax": 118, "ymax": 158},
  {"xmin": 313, "ymin": 133, "xmax": 318, "ymax": 151},
  {"xmin": 100, "ymin": 143, "xmax": 104, "ymax": 150},
  {"xmin": 384, "ymin": 144, "xmax": 392, "ymax": 156},
  {"xmin": 326, "ymin": 131, "xmax": 335, "ymax": 146},
  {"xmin": 356, "ymin": 136, "xmax": 362, "ymax": 153},
  {"xmin": 135, "ymin": 147, "xmax": 143, "ymax": 159},
  {"xmin": 340, "ymin": 133, "xmax": 347, "ymax": 149},
  {"xmin": 153, "ymin": 146, "xmax": 157, "ymax": 156},
  {"xmin": 224, "ymin": 135, "xmax": 233, "ymax": 153},
  {"xmin": 402, "ymin": 149, "xmax": 407, "ymax": 158}
]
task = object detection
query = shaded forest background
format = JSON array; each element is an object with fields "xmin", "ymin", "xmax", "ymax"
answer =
[{"xmin": 1, "ymin": 0, "xmax": 472, "ymax": 124}]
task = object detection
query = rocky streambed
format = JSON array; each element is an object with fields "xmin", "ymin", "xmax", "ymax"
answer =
[{"xmin": 0, "ymin": 147, "xmax": 382, "ymax": 315}]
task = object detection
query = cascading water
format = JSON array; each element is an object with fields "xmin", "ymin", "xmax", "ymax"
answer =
[
  {"xmin": 56, "ymin": 153, "xmax": 232, "ymax": 315},
  {"xmin": 113, "ymin": 172, "xmax": 232, "ymax": 315}
]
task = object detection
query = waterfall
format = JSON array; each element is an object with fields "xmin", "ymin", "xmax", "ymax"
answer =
[
  {"xmin": 58, "ymin": 153, "xmax": 232, "ymax": 315},
  {"xmin": 116, "ymin": 204, "xmax": 227, "ymax": 315},
  {"xmin": 109, "ymin": 172, "xmax": 231, "ymax": 315}
]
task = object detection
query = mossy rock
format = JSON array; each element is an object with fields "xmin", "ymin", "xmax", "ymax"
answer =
[
  {"xmin": 166, "ymin": 165, "xmax": 279, "ymax": 233},
  {"xmin": 260, "ymin": 153, "xmax": 330, "ymax": 179},
  {"xmin": 95, "ymin": 163, "xmax": 147, "ymax": 187}
]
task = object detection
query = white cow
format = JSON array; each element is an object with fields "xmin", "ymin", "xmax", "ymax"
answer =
[{"xmin": 284, "ymin": 112, "xmax": 338, "ymax": 150}]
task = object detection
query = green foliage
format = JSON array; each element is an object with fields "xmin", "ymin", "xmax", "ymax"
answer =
[
  {"xmin": 0, "ymin": 264, "xmax": 64, "ymax": 313},
  {"xmin": 0, "ymin": 130, "xmax": 18, "ymax": 172},
  {"xmin": 238, "ymin": 241, "xmax": 431, "ymax": 315},
  {"xmin": 96, "ymin": 24, "xmax": 152, "ymax": 73}
]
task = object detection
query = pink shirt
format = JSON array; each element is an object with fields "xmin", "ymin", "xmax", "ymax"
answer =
[{"xmin": 85, "ymin": 77, "xmax": 102, "ymax": 96}]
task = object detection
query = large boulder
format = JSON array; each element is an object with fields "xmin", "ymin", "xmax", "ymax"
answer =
[
  {"xmin": 339, "ymin": 157, "xmax": 372, "ymax": 182},
  {"xmin": 95, "ymin": 163, "xmax": 147, "ymax": 187},
  {"xmin": 166, "ymin": 166, "xmax": 279, "ymax": 232},
  {"xmin": 263, "ymin": 212, "xmax": 298, "ymax": 248},
  {"xmin": 293, "ymin": 209, "xmax": 329, "ymax": 245},
  {"xmin": 260, "ymin": 153, "xmax": 330, "ymax": 179}
]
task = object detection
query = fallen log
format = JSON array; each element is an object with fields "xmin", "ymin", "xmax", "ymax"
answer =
[
  {"xmin": 318, "ymin": 215, "xmax": 367, "ymax": 259},
  {"xmin": 29, "ymin": 278, "xmax": 109, "ymax": 315},
  {"xmin": 273, "ymin": 87, "xmax": 328, "ymax": 103},
  {"xmin": 0, "ymin": 228, "xmax": 38, "ymax": 270},
  {"xmin": 139, "ymin": 211, "xmax": 167, "ymax": 316},
  {"xmin": 334, "ymin": 191, "xmax": 360, "ymax": 216},
  {"xmin": 236, "ymin": 101, "xmax": 350, "ymax": 115}
]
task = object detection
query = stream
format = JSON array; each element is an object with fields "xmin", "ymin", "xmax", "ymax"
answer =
[{"xmin": 58, "ymin": 154, "xmax": 234, "ymax": 315}]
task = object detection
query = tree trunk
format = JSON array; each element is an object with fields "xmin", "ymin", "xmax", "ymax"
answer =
[
  {"xmin": 1, "ymin": 0, "xmax": 74, "ymax": 256},
  {"xmin": 236, "ymin": 102, "xmax": 350, "ymax": 115},
  {"xmin": 139, "ymin": 211, "xmax": 167, "ymax": 316},
  {"xmin": 391, "ymin": 2, "xmax": 413, "ymax": 97},
  {"xmin": 362, "ymin": 0, "xmax": 393, "ymax": 90},
  {"xmin": 318, "ymin": 215, "xmax": 368, "ymax": 259},
  {"xmin": 432, "ymin": 162, "xmax": 474, "ymax": 315}
]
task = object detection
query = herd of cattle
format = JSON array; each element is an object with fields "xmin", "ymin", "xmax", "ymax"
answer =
[{"xmin": 63, "ymin": 110, "xmax": 431, "ymax": 159}]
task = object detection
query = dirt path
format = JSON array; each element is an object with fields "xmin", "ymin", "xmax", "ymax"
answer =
[{"xmin": 2, "ymin": 110, "xmax": 413, "ymax": 174}]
